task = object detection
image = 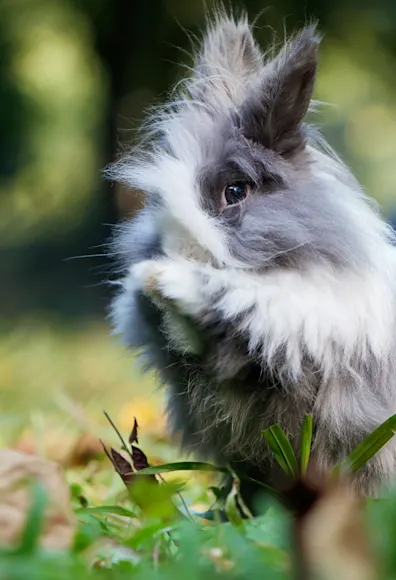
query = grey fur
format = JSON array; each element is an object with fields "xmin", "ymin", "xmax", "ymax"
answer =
[
  {"xmin": 107, "ymin": 13, "xmax": 396, "ymax": 508},
  {"xmin": 196, "ymin": 120, "xmax": 366, "ymax": 269}
]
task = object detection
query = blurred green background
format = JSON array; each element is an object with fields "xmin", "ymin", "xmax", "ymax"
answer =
[{"xmin": 2, "ymin": 0, "xmax": 396, "ymax": 454}]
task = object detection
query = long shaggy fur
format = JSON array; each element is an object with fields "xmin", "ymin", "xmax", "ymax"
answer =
[{"xmin": 107, "ymin": 11, "xmax": 396, "ymax": 501}]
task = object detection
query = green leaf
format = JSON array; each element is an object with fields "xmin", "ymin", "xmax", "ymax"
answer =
[
  {"xmin": 17, "ymin": 480, "xmax": 47, "ymax": 554},
  {"xmin": 300, "ymin": 414, "xmax": 313, "ymax": 475},
  {"xmin": 238, "ymin": 473, "xmax": 279, "ymax": 495},
  {"xmin": 128, "ymin": 477, "xmax": 179, "ymax": 519},
  {"xmin": 75, "ymin": 505, "xmax": 137, "ymax": 518},
  {"xmin": 245, "ymin": 504, "xmax": 292, "ymax": 550},
  {"xmin": 262, "ymin": 424, "xmax": 299, "ymax": 478},
  {"xmin": 335, "ymin": 414, "xmax": 396, "ymax": 474},
  {"xmin": 73, "ymin": 512, "xmax": 104, "ymax": 553},
  {"xmin": 135, "ymin": 461, "xmax": 229, "ymax": 475}
]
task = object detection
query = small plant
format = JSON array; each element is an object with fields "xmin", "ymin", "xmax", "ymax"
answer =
[
  {"xmin": 114, "ymin": 412, "xmax": 396, "ymax": 508},
  {"xmin": 3, "ymin": 413, "xmax": 396, "ymax": 579},
  {"xmin": 262, "ymin": 413, "xmax": 396, "ymax": 483}
]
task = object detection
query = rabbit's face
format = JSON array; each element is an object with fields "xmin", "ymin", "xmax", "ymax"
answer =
[
  {"xmin": 195, "ymin": 112, "xmax": 364, "ymax": 270},
  {"xmin": 110, "ymin": 15, "xmax": 387, "ymax": 272}
]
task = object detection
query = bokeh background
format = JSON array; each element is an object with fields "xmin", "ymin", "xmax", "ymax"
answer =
[{"xmin": 2, "ymin": 0, "xmax": 396, "ymax": 463}]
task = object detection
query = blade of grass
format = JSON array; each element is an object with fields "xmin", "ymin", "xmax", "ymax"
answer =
[
  {"xmin": 103, "ymin": 411, "xmax": 133, "ymax": 460},
  {"xmin": 17, "ymin": 480, "xmax": 47, "ymax": 554},
  {"xmin": 262, "ymin": 424, "xmax": 299, "ymax": 479},
  {"xmin": 300, "ymin": 414, "xmax": 313, "ymax": 475},
  {"xmin": 135, "ymin": 461, "xmax": 229, "ymax": 475},
  {"xmin": 137, "ymin": 462, "xmax": 279, "ymax": 497},
  {"xmin": 228, "ymin": 467, "xmax": 253, "ymax": 520},
  {"xmin": 334, "ymin": 414, "xmax": 396, "ymax": 474},
  {"xmin": 238, "ymin": 473, "xmax": 279, "ymax": 496},
  {"xmin": 75, "ymin": 506, "xmax": 137, "ymax": 518},
  {"xmin": 225, "ymin": 479, "xmax": 245, "ymax": 527},
  {"xmin": 133, "ymin": 461, "xmax": 231, "ymax": 526}
]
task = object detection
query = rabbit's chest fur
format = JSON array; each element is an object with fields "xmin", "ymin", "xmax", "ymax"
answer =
[{"xmin": 167, "ymin": 350, "xmax": 318, "ymax": 465}]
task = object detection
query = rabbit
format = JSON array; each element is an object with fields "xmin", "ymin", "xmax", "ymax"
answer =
[{"xmin": 107, "ymin": 11, "xmax": 396, "ymax": 508}]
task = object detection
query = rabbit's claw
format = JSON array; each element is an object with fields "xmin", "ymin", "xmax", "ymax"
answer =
[{"xmin": 131, "ymin": 259, "xmax": 172, "ymax": 309}]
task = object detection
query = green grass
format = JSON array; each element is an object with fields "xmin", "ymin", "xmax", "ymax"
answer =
[
  {"xmin": 3, "ymin": 426, "xmax": 396, "ymax": 580},
  {"xmin": 0, "ymin": 321, "xmax": 163, "ymax": 450},
  {"xmin": 3, "ymin": 323, "xmax": 396, "ymax": 578}
]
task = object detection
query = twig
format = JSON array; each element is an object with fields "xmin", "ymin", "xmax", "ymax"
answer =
[
  {"xmin": 153, "ymin": 538, "xmax": 161, "ymax": 571},
  {"xmin": 103, "ymin": 411, "xmax": 134, "ymax": 461}
]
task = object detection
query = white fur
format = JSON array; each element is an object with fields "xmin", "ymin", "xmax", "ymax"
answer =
[
  {"xmin": 130, "ymin": 253, "xmax": 396, "ymax": 381},
  {"xmin": 187, "ymin": 12, "xmax": 263, "ymax": 111},
  {"xmin": 113, "ymin": 112, "xmax": 239, "ymax": 268}
]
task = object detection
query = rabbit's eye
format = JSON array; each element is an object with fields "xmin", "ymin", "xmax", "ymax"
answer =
[{"xmin": 223, "ymin": 182, "xmax": 250, "ymax": 206}]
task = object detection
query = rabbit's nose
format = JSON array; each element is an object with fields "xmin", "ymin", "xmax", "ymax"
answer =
[{"xmin": 159, "ymin": 219, "xmax": 213, "ymax": 264}]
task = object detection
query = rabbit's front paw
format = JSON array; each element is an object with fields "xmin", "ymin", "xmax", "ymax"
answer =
[
  {"xmin": 131, "ymin": 258, "xmax": 203, "ymax": 315},
  {"xmin": 132, "ymin": 260, "xmax": 164, "ymax": 294}
]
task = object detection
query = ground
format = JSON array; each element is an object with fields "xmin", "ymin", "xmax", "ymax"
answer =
[{"xmin": 0, "ymin": 321, "xmax": 395, "ymax": 578}]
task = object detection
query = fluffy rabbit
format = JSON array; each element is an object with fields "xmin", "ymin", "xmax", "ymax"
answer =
[{"xmin": 108, "ymin": 12, "xmax": 396, "ymax": 505}]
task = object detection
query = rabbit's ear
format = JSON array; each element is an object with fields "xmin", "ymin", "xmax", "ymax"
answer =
[
  {"xmin": 239, "ymin": 26, "xmax": 320, "ymax": 155},
  {"xmin": 189, "ymin": 13, "xmax": 263, "ymax": 108}
]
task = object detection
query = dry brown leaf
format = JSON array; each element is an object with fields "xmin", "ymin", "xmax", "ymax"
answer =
[
  {"xmin": 109, "ymin": 448, "xmax": 135, "ymax": 486},
  {"xmin": 14, "ymin": 427, "xmax": 104, "ymax": 467},
  {"xmin": 14, "ymin": 428, "xmax": 75, "ymax": 464},
  {"xmin": 66, "ymin": 432, "xmax": 104, "ymax": 468},
  {"xmin": 0, "ymin": 449, "xmax": 75, "ymax": 550},
  {"xmin": 129, "ymin": 418, "xmax": 139, "ymax": 445}
]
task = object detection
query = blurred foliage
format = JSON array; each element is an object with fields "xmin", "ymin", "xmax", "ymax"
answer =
[
  {"xmin": 1, "ymin": 0, "xmax": 396, "ymax": 320},
  {"xmin": 3, "ymin": 421, "xmax": 396, "ymax": 579},
  {"xmin": 0, "ymin": 0, "xmax": 105, "ymax": 244}
]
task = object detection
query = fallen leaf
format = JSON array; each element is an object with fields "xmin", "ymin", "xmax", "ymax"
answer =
[
  {"xmin": 296, "ymin": 478, "xmax": 377, "ymax": 580},
  {"xmin": 0, "ymin": 449, "xmax": 75, "ymax": 549},
  {"xmin": 67, "ymin": 432, "xmax": 104, "ymax": 468}
]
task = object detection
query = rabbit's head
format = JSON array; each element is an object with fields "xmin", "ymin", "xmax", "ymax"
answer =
[{"xmin": 110, "ymin": 13, "xmax": 394, "ymax": 272}]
